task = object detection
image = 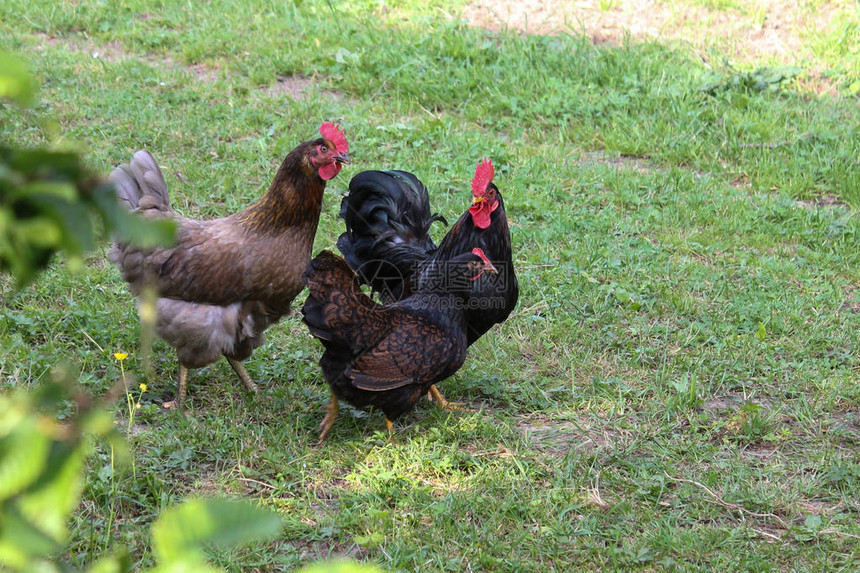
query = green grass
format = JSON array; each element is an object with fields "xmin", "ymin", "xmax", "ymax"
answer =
[{"xmin": 2, "ymin": 0, "xmax": 860, "ymax": 570}]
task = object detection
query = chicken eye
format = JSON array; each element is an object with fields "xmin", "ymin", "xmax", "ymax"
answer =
[{"xmin": 320, "ymin": 145, "xmax": 328, "ymax": 153}]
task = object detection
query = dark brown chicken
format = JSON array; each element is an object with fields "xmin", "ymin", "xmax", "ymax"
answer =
[
  {"xmin": 109, "ymin": 123, "xmax": 350, "ymax": 408},
  {"xmin": 301, "ymin": 248, "xmax": 497, "ymax": 441},
  {"xmin": 337, "ymin": 158, "xmax": 517, "ymax": 408}
]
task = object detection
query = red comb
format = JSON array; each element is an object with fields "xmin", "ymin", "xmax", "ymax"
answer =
[
  {"xmin": 471, "ymin": 247, "xmax": 491, "ymax": 265},
  {"xmin": 320, "ymin": 122, "xmax": 349, "ymax": 153},
  {"xmin": 472, "ymin": 157, "xmax": 494, "ymax": 197}
]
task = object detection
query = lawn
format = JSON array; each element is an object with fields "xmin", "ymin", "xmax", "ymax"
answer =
[{"xmin": 1, "ymin": 0, "xmax": 859, "ymax": 570}]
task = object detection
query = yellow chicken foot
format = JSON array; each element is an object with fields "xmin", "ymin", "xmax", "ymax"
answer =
[
  {"xmin": 385, "ymin": 417, "xmax": 397, "ymax": 443},
  {"xmin": 227, "ymin": 358, "xmax": 259, "ymax": 394},
  {"xmin": 317, "ymin": 393, "xmax": 339, "ymax": 443},
  {"xmin": 162, "ymin": 364, "xmax": 189, "ymax": 410},
  {"xmin": 427, "ymin": 385, "xmax": 473, "ymax": 412}
]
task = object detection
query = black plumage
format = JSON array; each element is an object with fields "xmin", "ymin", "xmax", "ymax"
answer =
[
  {"xmin": 336, "ymin": 170, "xmax": 446, "ymax": 302},
  {"xmin": 337, "ymin": 163, "xmax": 518, "ymax": 347}
]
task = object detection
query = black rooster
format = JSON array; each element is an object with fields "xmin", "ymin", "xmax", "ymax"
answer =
[
  {"xmin": 302, "ymin": 248, "xmax": 498, "ymax": 441},
  {"xmin": 336, "ymin": 169, "xmax": 446, "ymax": 303},
  {"xmin": 337, "ymin": 158, "xmax": 518, "ymax": 406}
]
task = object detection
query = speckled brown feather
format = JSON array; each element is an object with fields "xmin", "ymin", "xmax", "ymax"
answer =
[{"xmin": 302, "ymin": 250, "xmax": 473, "ymax": 423}]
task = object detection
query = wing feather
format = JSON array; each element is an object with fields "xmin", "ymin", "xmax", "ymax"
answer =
[{"xmin": 347, "ymin": 316, "xmax": 457, "ymax": 391}]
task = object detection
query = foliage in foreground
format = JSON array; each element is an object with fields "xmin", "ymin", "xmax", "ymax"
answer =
[
  {"xmin": 0, "ymin": 51, "xmax": 175, "ymax": 291},
  {"xmin": 0, "ymin": 52, "xmax": 371, "ymax": 573}
]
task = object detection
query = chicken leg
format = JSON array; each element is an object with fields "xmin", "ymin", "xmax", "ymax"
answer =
[
  {"xmin": 162, "ymin": 358, "xmax": 258, "ymax": 410},
  {"xmin": 227, "ymin": 358, "xmax": 259, "ymax": 394},
  {"xmin": 385, "ymin": 417, "xmax": 397, "ymax": 443},
  {"xmin": 318, "ymin": 393, "xmax": 340, "ymax": 443},
  {"xmin": 162, "ymin": 364, "xmax": 190, "ymax": 410},
  {"xmin": 427, "ymin": 385, "xmax": 473, "ymax": 412}
]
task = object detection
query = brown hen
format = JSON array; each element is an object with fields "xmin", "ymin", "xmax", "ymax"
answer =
[{"xmin": 109, "ymin": 123, "xmax": 350, "ymax": 408}]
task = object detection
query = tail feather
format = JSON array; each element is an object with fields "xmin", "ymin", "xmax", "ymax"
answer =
[
  {"xmin": 337, "ymin": 170, "xmax": 445, "ymax": 301},
  {"xmin": 108, "ymin": 150, "xmax": 173, "ymax": 288},
  {"xmin": 302, "ymin": 250, "xmax": 376, "ymax": 348},
  {"xmin": 109, "ymin": 164, "xmax": 141, "ymax": 210},
  {"xmin": 302, "ymin": 250, "xmax": 359, "ymax": 299},
  {"xmin": 109, "ymin": 149, "xmax": 171, "ymax": 216}
]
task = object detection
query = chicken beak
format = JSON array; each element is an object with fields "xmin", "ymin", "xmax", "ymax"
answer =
[
  {"xmin": 472, "ymin": 196, "xmax": 484, "ymax": 205},
  {"xmin": 334, "ymin": 152, "xmax": 351, "ymax": 165},
  {"xmin": 471, "ymin": 262, "xmax": 497, "ymax": 282}
]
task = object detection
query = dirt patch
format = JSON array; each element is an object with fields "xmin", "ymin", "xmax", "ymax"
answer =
[
  {"xmin": 741, "ymin": 441, "xmax": 780, "ymax": 461},
  {"xmin": 265, "ymin": 75, "xmax": 345, "ymax": 102},
  {"xmin": 830, "ymin": 412, "xmax": 860, "ymax": 445},
  {"xmin": 462, "ymin": 0, "xmax": 845, "ymax": 66},
  {"xmin": 39, "ymin": 32, "xmax": 351, "ymax": 101},
  {"xmin": 701, "ymin": 394, "xmax": 741, "ymax": 413},
  {"xmin": 574, "ymin": 150, "xmax": 654, "ymax": 173},
  {"xmin": 515, "ymin": 413, "xmax": 608, "ymax": 455},
  {"xmin": 798, "ymin": 499, "xmax": 844, "ymax": 516},
  {"xmin": 796, "ymin": 194, "xmax": 848, "ymax": 210},
  {"xmin": 701, "ymin": 393, "xmax": 779, "ymax": 414},
  {"xmin": 35, "ymin": 33, "xmax": 222, "ymax": 82},
  {"xmin": 267, "ymin": 75, "xmax": 315, "ymax": 99}
]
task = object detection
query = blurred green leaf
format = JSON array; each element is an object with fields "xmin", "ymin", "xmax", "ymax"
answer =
[
  {"xmin": 13, "ymin": 218, "xmax": 63, "ymax": 248},
  {"xmin": 92, "ymin": 186, "xmax": 177, "ymax": 248},
  {"xmin": 0, "ymin": 51, "xmax": 35, "ymax": 106},
  {"xmin": 0, "ymin": 504, "xmax": 62, "ymax": 568},
  {"xmin": 0, "ymin": 383, "xmax": 135, "ymax": 573},
  {"xmin": 0, "ymin": 379, "xmax": 125, "ymax": 572},
  {"xmin": 0, "ymin": 405, "xmax": 51, "ymax": 502},
  {"xmin": 86, "ymin": 549, "xmax": 132, "ymax": 573},
  {"xmin": 151, "ymin": 498, "xmax": 283, "ymax": 564},
  {"xmin": 0, "ymin": 145, "xmax": 175, "ymax": 289},
  {"xmin": 16, "ymin": 441, "xmax": 86, "ymax": 545},
  {"xmin": 148, "ymin": 559, "xmax": 222, "ymax": 573}
]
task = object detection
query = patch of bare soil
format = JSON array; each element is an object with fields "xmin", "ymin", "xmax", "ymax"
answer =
[
  {"xmin": 35, "ymin": 34, "xmax": 222, "ymax": 82},
  {"xmin": 462, "ymin": 0, "xmax": 844, "ymax": 66},
  {"xmin": 266, "ymin": 75, "xmax": 344, "ymax": 102},
  {"xmin": 740, "ymin": 441, "xmax": 780, "ymax": 461},
  {"xmin": 515, "ymin": 413, "xmax": 608, "ymax": 455},
  {"xmin": 573, "ymin": 150, "xmax": 654, "ymax": 173},
  {"xmin": 796, "ymin": 194, "xmax": 848, "ymax": 210},
  {"xmin": 701, "ymin": 394, "xmax": 742, "ymax": 413},
  {"xmin": 267, "ymin": 75, "xmax": 315, "ymax": 99},
  {"xmin": 37, "ymin": 33, "xmax": 349, "ymax": 101}
]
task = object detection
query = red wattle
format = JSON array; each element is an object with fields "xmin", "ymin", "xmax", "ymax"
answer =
[
  {"xmin": 469, "ymin": 203, "xmax": 491, "ymax": 229},
  {"xmin": 319, "ymin": 162, "xmax": 341, "ymax": 181}
]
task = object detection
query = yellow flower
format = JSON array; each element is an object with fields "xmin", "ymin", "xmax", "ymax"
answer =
[
  {"xmin": 114, "ymin": 352, "xmax": 129, "ymax": 361},
  {"xmin": 135, "ymin": 403, "xmax": 141, "ymax": 409},
  {"xmin": 139, "ymin": 383, "xmax": 148, "ymax": 392}
]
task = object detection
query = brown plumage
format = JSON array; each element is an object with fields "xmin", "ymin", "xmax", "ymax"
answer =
[
  {"xmin": 302, "ymin": 248, "xmax": 497, "ymax": 441},
  {"xmin": 109, "ymin": 123, "xmax": 350, "ymax": 408}
]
